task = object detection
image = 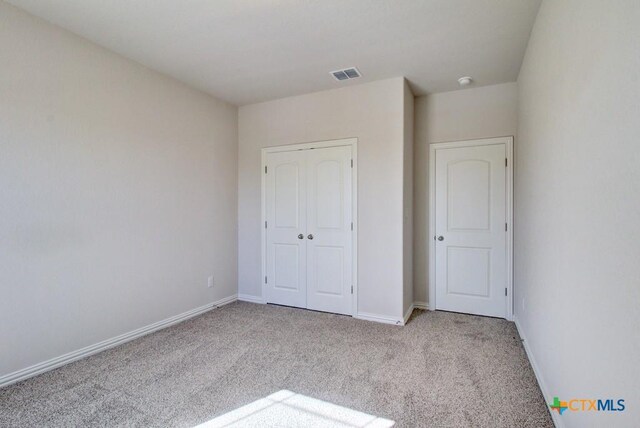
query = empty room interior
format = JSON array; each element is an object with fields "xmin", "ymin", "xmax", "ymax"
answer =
[{"xmin": 1, "ymin": 1, "xmax": 638, "ymax": 427}]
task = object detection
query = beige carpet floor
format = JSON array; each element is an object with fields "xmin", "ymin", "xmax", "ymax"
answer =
[{"xmin": 0, "ymin": 301, "xmax": 552, "ymax": 427}]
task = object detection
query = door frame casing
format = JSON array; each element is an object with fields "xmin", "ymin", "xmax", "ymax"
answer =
[
  {"xmin": 428, "ymin": 136, "xmax": 514, "ymax": 320},
  {"xmin": 261, "ymin": 138, "xmax": 358, "ymax": 316}
]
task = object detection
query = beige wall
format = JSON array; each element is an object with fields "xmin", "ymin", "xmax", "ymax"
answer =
[
  {"xmin": 516, "ymin": 0, "xmax": 639, "ymax": 426},
  {"xmin": 0, "ymin": 3, "xmax": 238, "ymax": 379},
  {"xmin": 413, "ymin": 83, "xmax": 517, "ymax": 305},
  {"xmin": 238, "ymin": 78, "xmax": 408, "ymax": 320},
  {"xmin": 402, "ymin": 81, "xmax": 415, "ymax": 316}
]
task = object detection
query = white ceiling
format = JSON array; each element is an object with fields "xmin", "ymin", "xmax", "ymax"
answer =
[{"xmin": 7, "ymin": 0, "xmax": 541, "ymax": 106}]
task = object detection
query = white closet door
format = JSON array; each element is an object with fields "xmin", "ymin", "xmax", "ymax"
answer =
[
  {"xmin": 265, "ymin": 150, "xmax": 307, "ymax": 308},
  {"xmin": 305, "ymin": 146, "xmax": 353, "ymax": 315},
  {"xmin": 434, "ymin": 143, "xmax": 507, "ymax": 318}
]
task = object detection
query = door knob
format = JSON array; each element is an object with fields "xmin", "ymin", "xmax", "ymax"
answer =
[
  {"xmin": 307, "ymin": 234, "xmax": 314, "ymax": 240},
  {"xmin": 298, "ymin": 234, "xmax": 304, "ymax": 239},
  {"xmin": 437, "ymin": 236, "xmax": 444, "ymax": 241}
]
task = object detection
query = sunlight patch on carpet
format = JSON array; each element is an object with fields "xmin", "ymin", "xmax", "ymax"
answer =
[{"xmin": 194, "ymin": 390, "xmax": 395, "ymax": 427}]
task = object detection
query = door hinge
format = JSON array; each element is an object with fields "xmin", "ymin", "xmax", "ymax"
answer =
[
  {"xmin": 351, "ymin": 222, "xmax": 353, "ymax": 231},
  {"xmin": 351, "ymin": 159, "xmax": 353, "ymax": 168},
  {"xmin": 265, "ymin": 221, "xmax": 267, "ymax": 229},
  {"xmin": 265, "ymin": 276, "xmax": 268, "ymax": 284},
  {"xmin": 351, "ymin": 285, "xmax": 353, "ymax": 294},
  {"xmin": 505, "ymin": 223, "xmax": 508, "ymax": 232},
  {"xmin": 505, "ymin": 158, "xmax": 508, "ymax": 167},
  {"xmin": 265, "ymin": 166, "xmax": 268, "ymax": 174},
  {"xmin": 505, "ymin": 288, "xmax": 507, "ymax": 296}
]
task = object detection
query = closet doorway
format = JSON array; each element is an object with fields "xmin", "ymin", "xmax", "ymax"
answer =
[{"xmin": 261, "ymin": 138, "xmax": 357, "ymax": 316}]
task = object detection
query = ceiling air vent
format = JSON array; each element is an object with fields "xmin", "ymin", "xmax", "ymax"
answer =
[{"xmin": 330, "ymin": 67, "xmax": 361, "ymax": 81}]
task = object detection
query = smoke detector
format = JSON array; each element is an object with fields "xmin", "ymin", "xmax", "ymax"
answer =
[
  {"xmin": 330, "ymin": 67, "xmax": 361, "ymax": 81},
  {"xmin": 458, "ymin": 76, "xmax": 473, "ymax": 86}
]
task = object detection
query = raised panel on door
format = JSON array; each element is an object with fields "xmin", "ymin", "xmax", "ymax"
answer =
[
  {"xmin": 435, "ymin": 144, "xmax": 506, "ymax": 318},
  {"xmin": 265, "ymin": 150, "xmax": 307, "ymax": 308},
  {"xmin": 306, "ymin": 146, "xmax": 353, "ymax": 315}
]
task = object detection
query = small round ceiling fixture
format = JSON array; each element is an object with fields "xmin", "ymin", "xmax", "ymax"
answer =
[{"xmin": 458, "ymin": 76, "xmax": 473, "ymax": 86}]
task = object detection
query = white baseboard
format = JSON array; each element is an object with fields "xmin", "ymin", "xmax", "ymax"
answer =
[
  {"xmin": 403, "ymin": 304, "xmax": 415, "ymax": 325},
  {"xmin": 237, "ymin": 294, "xmax": 266, "ymax": 304},
  {"xmin": 413, "ymin": 301, "xmax": 429, "ymax": 310},
  {"xmin": 514, "ymin": 316, "xmax": 563, "ymax": 428},
  {"xmin": 0, "ymin": 294, "xmax": 238, "ymax": 388},
  {"xmin": 355, "ymin": 312, "xmax": 403, "ymax": 326}
]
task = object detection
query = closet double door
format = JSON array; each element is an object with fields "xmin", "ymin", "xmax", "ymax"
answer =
[{"xmin": 265, "ymin": 145, "xmax": 353, "ymax": 316}]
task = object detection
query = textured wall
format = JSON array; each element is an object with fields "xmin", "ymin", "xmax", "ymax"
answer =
[
  {"xmin": 515, "ymin": 1, "xmax": 640, "ymax": 426},
  {"xmin": 413, "ymin": 82, "xmax": 517, "ymax": 305},
  {"xmin": 238, "ymin": 78, "xmax": 407, "ymax": 320},
  {"xmin": 0, "ymin": 3, "xmax": 238, "ymax": 378}
]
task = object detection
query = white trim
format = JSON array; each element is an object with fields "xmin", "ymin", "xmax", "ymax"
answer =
[
  {"xmin": 505, "ymin": 139, "xmax": 514, "ymax": 321},
  {"xmin": 514, "ymin": 316, "xmax": 564, "ymax": 428},
  {"xmin": 0, "ymin": 295, "xmax": 237, "ymax": 388},
  {"xmin": 261, "ymin": 138, "xmax": 357, "ymax": 153},
  {"xmin": 351, "ymin": 142, "xmax": 359, "ymax": 317},
  {"xmin": 238, "ymin": 294, "xmax": 266, "ymax": 304},
  {"xmin": 261, "ymin": 147, "xmax": 267, "ymax": 311},
  {"xmin": 355, "ymin": 312, "xmax": 403, "ymax": 326},
  {"xmin": 428, "ymin": 141, "xmax": 436, "ymax": 312},
  {"xmin": 428, "ymin": 136, "xmax": 514, "ymax": 320},
  {"xmin": 403, "ymin": 304, "xmax": 415, "ymax": 325},
  {"xmin": 261, "ymin": 138, "xmax": 358, "ymax": 316},
  {"xmin": 413, "ymin": 301, "xmax": 429, "ymax": 310}
]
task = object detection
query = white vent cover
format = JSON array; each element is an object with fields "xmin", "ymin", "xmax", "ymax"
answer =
[{"xmin": 330, "ymin": 67, "xmax": 361, "ymax": 81}]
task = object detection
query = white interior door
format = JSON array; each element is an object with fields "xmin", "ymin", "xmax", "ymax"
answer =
[
  {"xmin": 434, "ymin": 143, "xmax": 507, "ymax": 318},
  {"xmin": 265, "ymin": 150, "xmax": 307, "ymax": 308},
  {"xmin": 306, "ymin": 146, "xmax": 353, "ymax": 315},
  {"xmin": 265, "ymin": 144, "xmax": 353, "ymax": 315}
]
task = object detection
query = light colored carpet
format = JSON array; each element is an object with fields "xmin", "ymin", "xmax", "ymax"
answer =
[{"xmin": 0, "ymin": 301, "xmax": 552, "ymax": 427}]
